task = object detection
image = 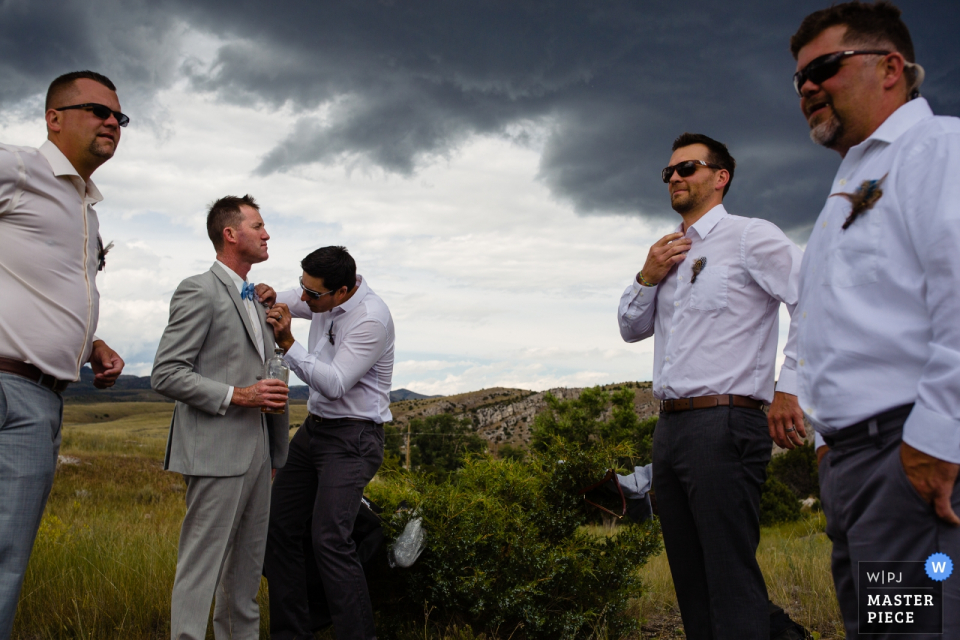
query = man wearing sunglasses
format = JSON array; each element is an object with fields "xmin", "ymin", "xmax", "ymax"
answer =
[
  {"xmin": 0, "ymin": 70, "xmax": 127, "ymax": 637},
  {"xmin": 769, "ymin": 2, "xmax": 960, "ymax": 636},
  {"xmin": 618, "ymin": 132, "xmax": 803, "ymax": 639},
  {"xmin": 256, "ymin": 246, "xmax": 394, "ymax": 640}
]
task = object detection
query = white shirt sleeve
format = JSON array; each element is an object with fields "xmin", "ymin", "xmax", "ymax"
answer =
[
  {"xmin": 740, "ymin": 219, "xmax": 803, "ymax": 396},
  {"xmin": 618, "ymin": 276, "xmax": 657, "ymax": 343},
  {"xmin": 898, "ymin": 132, "xmax": 960, "ymax": 463},
  {"xmin": 283, "ymin": 319, "xmax": 388, "ymax": 400},
  {"xmin": 276, "ymin": 289, "xmax": 313, "ymax": 319},
  {"xmin": 220, "ymin": 386, "xmax": 234, "ymax": 415},
  {"xmin": 0, "ymin": 146, "xmax": 24, "ymax": 217}
]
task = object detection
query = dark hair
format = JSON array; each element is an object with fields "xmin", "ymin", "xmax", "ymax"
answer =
[
  {"xmin": 671, "ymin": 132, "xmax": 736, "ymax": 196},
  {"xmin": 46, "ymin": 71, "xmax": 117, "ymax": 110},
  {"xmin": 207, "ymin": 195, "xmax": 259, "ymax": 251},
  {"xmin": 790, "ymin": 2, "xmax": 917, "ymax": 89},
  {"xmin": 301, "ymin": 246, "xmax": 357, "ymax": 293}
]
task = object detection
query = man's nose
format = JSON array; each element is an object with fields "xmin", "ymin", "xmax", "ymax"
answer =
[{"xmin": 300, "ymin": 290, "xmax": 309, "ymax": 302}]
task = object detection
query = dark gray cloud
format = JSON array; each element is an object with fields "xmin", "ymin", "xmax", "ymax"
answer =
[{"xmin": 3, "ymin": 0, "xmax": 958, "ymax": 236}]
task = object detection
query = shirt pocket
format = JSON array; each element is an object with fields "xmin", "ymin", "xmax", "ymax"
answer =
[
  {"xmin": 689, "ymin": 264, "xmax": 728, "ymax": 311},
  {"xmin": 822, "ymin": 207, "xmax": 880, "ymax": 287}
]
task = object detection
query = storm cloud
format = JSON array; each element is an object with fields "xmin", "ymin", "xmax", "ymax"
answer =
[{"xmin": 3, "ymin": 0, "xmax": 958, "ymax": 235}]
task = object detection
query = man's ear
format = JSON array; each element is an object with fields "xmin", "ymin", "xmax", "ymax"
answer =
[
  {"xmin": 881, "ymin": 52, "xmax": 907, "ymax": 92},
  {"xmin": 222, "ymin": 226, "xmax": 238, "ymax": 246},
  {"xmin": 715, "ymin": 169, "xmax": 730, "ymax": 192},
  {"xmin": 45, "ymin": 109, "xmax": 63, "ymax": 134}
]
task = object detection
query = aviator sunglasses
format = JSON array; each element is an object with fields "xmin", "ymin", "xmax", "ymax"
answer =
[
  {"xmin": 792, "ymin": 50, "xmax": 889, "ymax": 96},
  {"xmin": 300, "ymin": 276, "xmax": 338, "ymax": 300},
  {"xmin": 53, "ymin": 103, "xmax": 130, "ymax": 127},
  {"xmin": 661, "ymin": 160, "xmax": 721, "ymax": 183}
]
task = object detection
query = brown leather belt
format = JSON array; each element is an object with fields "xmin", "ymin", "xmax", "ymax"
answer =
[
  {"xmin": 660, "ymin": 394, "xmax": 763, "ymax": 413},
  {"xmin": 0, "ymin": 357, "xmax": 71, "ymax": 394}
]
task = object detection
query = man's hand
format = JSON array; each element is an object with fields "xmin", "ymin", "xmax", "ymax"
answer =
[
  {"xmin": 255, "ymin": 283, "xmax": 277, "ymax": 307},
  {"xmin": 767, "ymin": 391, "xmax": 807, "ymax": 449},
  {"xmin": 900, "ymin": 442, "xmax": 960, "ymax": 525},
  {"xmin": 265, "ymin": 303, "xmax": 295, "ymax": 352},
  {"xmin": 638, "ymin": 232, "xmax": 692, "ymax": 285},
  {"xmin": 88, "ymin": 340, "xmax": 124, "ymax": 389},
  {"xmin": 231, "ymin": 379, "xmax": 289, "ymax": 410}
]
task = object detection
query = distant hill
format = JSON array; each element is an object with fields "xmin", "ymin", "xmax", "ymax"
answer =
[{"xmin": 64, "ymin": 367, "xmax": 440, "ymax": 405}]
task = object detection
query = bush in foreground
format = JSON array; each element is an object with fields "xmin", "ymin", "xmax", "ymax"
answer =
[{"xmin": 366, "ymin": 439, "xmax": 662, "ymax": 640}]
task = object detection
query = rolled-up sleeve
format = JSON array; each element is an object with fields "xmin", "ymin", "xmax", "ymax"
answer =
[
  {"xmin": 618, "ymin": 276, "xmax": 657, "ymax": 343},
  {"xmin": 284, "ymin": 319, "xmax": 388, "ymax": 400}
]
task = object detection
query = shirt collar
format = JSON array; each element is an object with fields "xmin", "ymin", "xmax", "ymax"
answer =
[
  {"xmin": 215, "ymin": 260, "xmax": 247, "ymax": 293},
  {"xmin": 38, "ymin": 140, "xmax": 104, "ymax": 204},
  {"xmin": 686, "ymin": 204, "xmax": 728, "ymax": 239},
  {"xmin": 333, "ymin": 276, "xmax": 368, "ymax": 315},
  {"xmin": 860, "ymin": 97, "xmax": 934, "ymax": 146}
]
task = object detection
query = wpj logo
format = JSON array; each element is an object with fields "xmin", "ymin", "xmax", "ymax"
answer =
[{"xmin": 858, "ymin": 557, "xmax": 949, "ymax": 634}]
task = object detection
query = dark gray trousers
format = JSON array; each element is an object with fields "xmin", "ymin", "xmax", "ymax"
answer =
[
  {"xmin": 653, "ymin": 406, "xmax": 771, "ymax": 640},
  {"xmin": 820, "ymin": 409, "xmax": 960, "ymax": 639},
  {"xmin": 264, "ymin": 417, "xmax": 384, "ymax": 640}
]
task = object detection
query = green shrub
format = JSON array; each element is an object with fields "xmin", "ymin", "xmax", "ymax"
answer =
[
  {"xmin": 366, "ymin": 438, "xmax": 662, "ymax": 640},
  {"xmin": 760, "ymin": 477, "xmax": 801, "ymax": 526},
  {"xmin": 769, "ymin": 442, "xmax": 819, "ymax": 499}
]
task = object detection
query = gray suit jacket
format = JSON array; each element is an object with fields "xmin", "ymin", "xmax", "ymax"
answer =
[{"xmin": 152, "ymin": 262, "xmax": 289, "ymax": 476}]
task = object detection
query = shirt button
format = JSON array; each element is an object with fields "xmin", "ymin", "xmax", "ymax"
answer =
[
  {"xmin": 679, "ymin": 275, "xmax": 683, "ymax": 281},
  {"xmin": 806, "ymin": 406, "xmax": 815, "ymax": 414},
  {"xmin": 674, "ymin": 301, "xmax": 680, "ymax": 307},
  {"xmin": 822, "ymin": 221, "xmax": 827, "ymax": 228},
  {"xmin": 665, "ymin": 357, "xmax": 670, "ymax": 362},
  {"xmin": 670, "ymin": 329, "xmax": 675, "ymax": 334},
  {"xmin": 802, "ymin": 312, "xmax": 807, "ymax": 319},
  {"xmin": 839, "ymin": 178, "xmax": 847, "ymax": 186},
  {"xmin": 799, "ymin": 359, "xmax": 805, "ymax": 366}
]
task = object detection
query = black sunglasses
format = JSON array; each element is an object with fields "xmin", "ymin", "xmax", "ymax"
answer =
[
  {"xmin": 661, "ymin": 159, "xmax": 721, "ymax": 183},
  {"xmin": 793, "ymin": 50, "xmax": 890, "ymax": 97},
  {"xmin": 300, "ymin": 276, "xmax": 338, "ymax": 300},
  {"xmin": 53, "ymin": 103, "xmax": 130, "ymax": 127}
]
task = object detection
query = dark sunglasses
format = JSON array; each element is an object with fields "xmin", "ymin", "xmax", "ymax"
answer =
[
  {"xmin": 53, "ymin": 103, "xmax": 130, "ymax": 127},
  {"xmin": 661, "ymin": 159, "xmax": 720, "ymax": 183},
  {"xmin": 793, "ymin": 50, "xmax": 890, "ymax": 97},
  {"xmin": 300, "ymin": 276, "xmax": 338, "ymax": 300}
]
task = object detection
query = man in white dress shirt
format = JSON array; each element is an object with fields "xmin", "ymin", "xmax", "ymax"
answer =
[
  {"xmin": 258, "ymin": 246, "xmax": 394, "ymax": 640},
  {"xmin": 619, "ymin": 133, "xmax": 804, "ymax": 639},
  {"xmin": 768, "ymin": 3, "xmax": 960, "ymax": 636},
  {"xmin": 0, "ymin": 70, "xmax": 126, "ymax": 637}
]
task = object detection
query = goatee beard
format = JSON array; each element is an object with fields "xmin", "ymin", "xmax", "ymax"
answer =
[
  {"xmin": 88, "ymin": 139, "xmax": 115, "ymax": 160},
  {"xmin": 809, "ymin": 109, "xmax": 843, "ymax": 148}
]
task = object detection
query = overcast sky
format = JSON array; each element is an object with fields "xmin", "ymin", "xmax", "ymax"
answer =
[{"xmin": 2, "ymin": 1, "xmax": 958, "ymax": 395}]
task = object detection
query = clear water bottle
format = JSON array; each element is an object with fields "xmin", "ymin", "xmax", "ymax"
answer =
[{"xmin": 262, "ymin": 348, "xmax": 289, "ymax": 415}]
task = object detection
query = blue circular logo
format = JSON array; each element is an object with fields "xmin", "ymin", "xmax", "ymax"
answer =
[{"xmin": 925, "ymin": 553, "xmax": 953, "ymax": 581}]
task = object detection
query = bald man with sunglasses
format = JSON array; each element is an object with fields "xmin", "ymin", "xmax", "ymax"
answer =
[
  {"xmin": 768, "ymin": 2, "xmax": 960, "ymax": 636},
  {"xmin": 0, "ymin": 70, "xmax": 128, "ymax": 637},
  {"xmin": 619, "ymin": 132, "xmax": 803, "ymax": 639}
]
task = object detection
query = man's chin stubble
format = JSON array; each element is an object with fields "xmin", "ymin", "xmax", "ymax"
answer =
[
  {"xmin": 809, "ymin": 113, "xmax": 843, "ymax": 148},
  {"xmin": 88, "ymin": 140, "xmax": 116, "ymax": 160}
]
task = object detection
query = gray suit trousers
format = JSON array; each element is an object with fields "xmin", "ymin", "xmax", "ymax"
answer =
[
  {"xmin": 821, "ymin": 411, "xmax": 960, "ymax": 639},
  {"xmin": 653, "ymin": 406, "xmax": 772, "ymax": 640},
  {"xmin": 170, "ymin": 425, "xmax": 271, "ymax": 640}
]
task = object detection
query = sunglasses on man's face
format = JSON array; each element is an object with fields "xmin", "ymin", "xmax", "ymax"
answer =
[
  {"xmin": 792, "ymin": 50, "xmax": 890, "ymax": 97},
  {"xmin": 661, "ymin": 159, "xmax": 721, "ymax": 183},
  {"xmin": 53, "ymin": 103, "xmax": 130, "ymax": 127},
  {"xmin": 300, "ymin": 276, "xmax": 338, "ymax": 300}
]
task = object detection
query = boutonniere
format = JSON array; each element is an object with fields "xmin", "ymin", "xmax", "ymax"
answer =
[
  {"xmin": 691, "ymin": 256, "xmax": 707, "ymax": 283},
  {"xmin": 830, "ymin": 174, "xmax": 887, "ymax": 229},
  {"xmin": 97, "ymin": 237, "xmax": 114, "ymax": 272}
]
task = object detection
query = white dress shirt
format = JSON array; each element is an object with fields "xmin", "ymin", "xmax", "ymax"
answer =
[
  {"xmin": 780, "ymin": 98, "xmax": 960, "ymax": 463},
  {"xmin": 215, "ymin": 260, "xmax": 265, "ymax": 413},
  {"xmin": 0, "ymin": 140, "xmax": 104, "ymax": 381},
  {"xmin": 280, "ymin": 276, "xmax": 394, "ymax": 423},
  {"xmin": 619, "ymin": 204, "xmax": 802, "ymax": 404}
]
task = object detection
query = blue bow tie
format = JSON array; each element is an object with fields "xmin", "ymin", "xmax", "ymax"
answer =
[{"xmin": 241, "ymin": 282, "xmax": 256, "ymax": 301}]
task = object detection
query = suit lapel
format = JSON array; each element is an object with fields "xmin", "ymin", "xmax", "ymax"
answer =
[{"xmin": 211, "ymin": 263, "xmax": 261, "ymax": 355}]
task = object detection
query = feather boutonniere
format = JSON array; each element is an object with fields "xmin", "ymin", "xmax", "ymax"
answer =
[
  {"xmin": 97, "ymin": 237, "xmax": 114, "ymax": 272},
  {"xmin": 830, "ymin": 174, "xmax": 887, "ymax": 230},
  {"xmin": 691, "ymin": 256, "xmax": 707, "ymax": 283}
]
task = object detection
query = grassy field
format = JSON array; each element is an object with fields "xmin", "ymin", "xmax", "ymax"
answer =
[{"xmin": 13, "ymin": 403, "xmax": 842, "ymax": 639}]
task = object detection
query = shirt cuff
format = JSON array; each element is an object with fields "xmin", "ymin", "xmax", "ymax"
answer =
[
  {"xmin": 282, "ymin": 340, "xmax": 309, "ymax": 367},
  {"xmin": 219, "ymin": 386, "xmax": 233, "ymax": 415},
  {"xmin": 902, "ymin": 403, "xmax": 960, "ymax": 465},
  {"xmin": 775, "ymin": 368, "xmax": 797, "ymax": 395}
]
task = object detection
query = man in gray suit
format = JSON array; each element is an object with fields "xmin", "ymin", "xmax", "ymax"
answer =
[{"xmin": 152, "ymin": 194, "xmax": 290, "ymax": 640}]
